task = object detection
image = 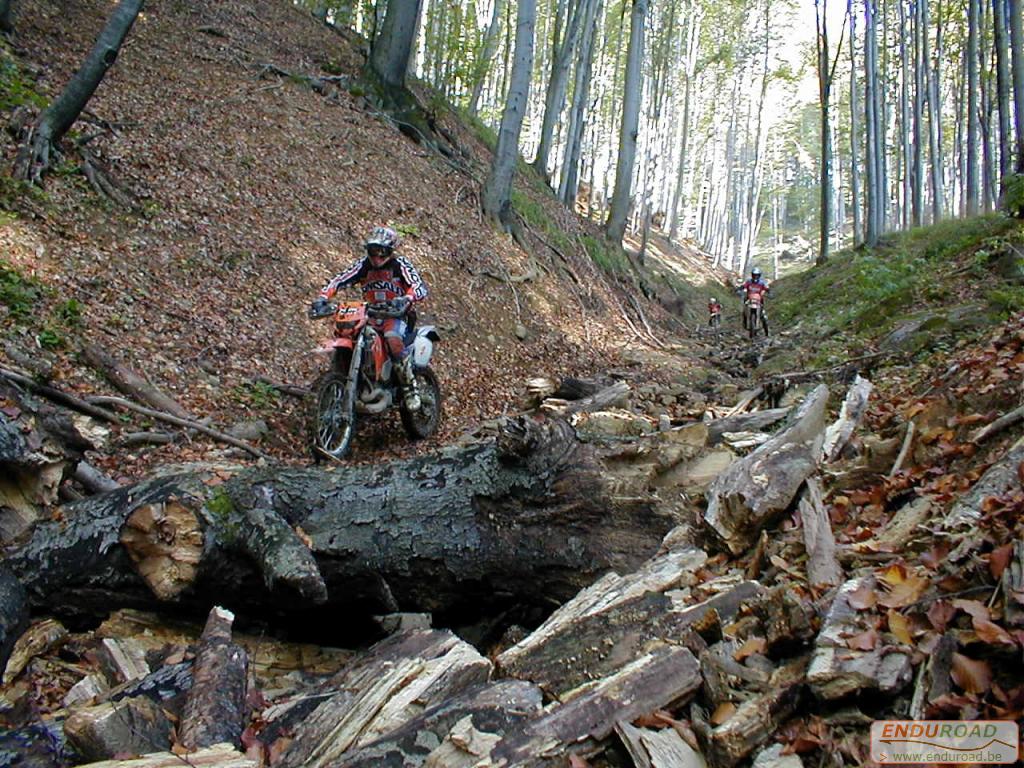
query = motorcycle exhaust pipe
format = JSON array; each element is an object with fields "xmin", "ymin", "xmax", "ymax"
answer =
[{"xmin": 356, "ymin": 390, "xmax": 392, "ymax": 414}]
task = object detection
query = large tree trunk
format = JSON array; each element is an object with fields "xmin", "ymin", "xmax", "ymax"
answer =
[
  {"xmin": 605, "ymin": 0, "xmax": 647, "ymax": 244},
  {"xmin": 13, "ymin": 0, "xmax": 144, "ymax": 183},
  {"xmin": 4, "ymin": 416, "xmax": 687, "ymax": 635},
  {"xmin": 482, "ymin": 0, "xmax": 536, "ymax": 226},
  {"xmin": 369, "ymin": 0, "xmax": 424, "ymax": 88}
]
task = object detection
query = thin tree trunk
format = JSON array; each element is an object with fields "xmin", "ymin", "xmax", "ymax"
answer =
[
  {"xmin": 744, "ymin": 1, "xmax": 771, "ymax": 268},
  {"xmin": 668, "ymin": 3, "xmax": 700, "ymax": 241},
  {"xmin": 850, "ymin": 0, "xmax": 863, "ymax": 244},
  {"xmin": 928, "ymin": 0, "xmax": 944, "ymax": 220},
  {"xmin": 980, "ymin": 0, "xmax": 995, "ymax": 210},
  {"xmin": 14, "ymin": 0, "xmax": 144, "ymax": 183},
  {"xmin": 966, "ymin": 0, "xmax": 980, "ymax": 215},
  {"xmin": 864, "ymin": 0, "xmax": 881, "ymax": 245},
  {"xmin": 1009, "ymin": 0, "xmax": 1024, "ymax": 174},
  {"xmin": 482, "ymin": 0, "xmax": 537, "ymax": 226},
  {"xmin": 559, "ymin": 0, "xmax": 602, "ymax": 205},
  {"xmin": 533, "ymin": 0, "xmax": 584, "ymax": 179},
  {"xmin": 912, "ymin": 0, "xmax": 925, "ymax": 225},
  {"xmin": 818, "ymin": 0, "xmax": 834, "ymax": 263},
  {"xmin": 606, "ymin": 0, "xmax": 647, "ymax": 244},
  {"xmin": 469, "ymin": 0, "xmax": 507, "ymax": 115},
  {"xmin": 993, "ymin": 0, "xmax": 1012, "ymax": 184},
  {"xmin": 898, "ymin": 0, "xmax": 911, "ymax": 229}
]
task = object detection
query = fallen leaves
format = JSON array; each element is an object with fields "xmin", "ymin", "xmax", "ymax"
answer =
[{"xmin": 951, "ymin": 652, "xmax": 992, "ymax": 694}]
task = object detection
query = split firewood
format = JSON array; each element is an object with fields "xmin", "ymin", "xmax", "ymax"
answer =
[
  {"xmin": 497, "ymin": 552, "xmax": 762, "ymax": 700},
  {"xmin": 179, "ymin": 607, "xmax": 248, "ymax": 750},
  {"xmin": 72, "ymin": 743, "xmax": 256, "ymax": 767},
  {"xmin": 278, "ymin": 630, "xmax": 492, "ymax": 768},
  {"xmin": 945, "ymin": 435, "xmax": 1024, "ymax": 528},
  {"xmin": 94, "ymin": 637, "xmax": 150, "ymax": 685},
  {"xmin": 481, "ymin": 645, "xmax": 702, "ymax": 767},
  {"xmin": 82, "ymin": 344, "xmax": 192, "ymax": 420},
  {"xmin": 336, "ymin": 680, "xmax": 543, "ymax": 768},
  {"xmin": 722, "ymin": 388, "xmax": 765, "ymax": 418},
  {"xmin": 806, "ymin": 577, "xmax": 912, "ymax": 700},
  {"xmin": 616, "ymin": 721, "xmax": 708, "ymax": 768},
  {"xmin": 705, "ymin": 408, "xmax": 790, "ymax": 446},
  {"xmin": 798, "ymin": 479, "xmax": 843, "ymax": 587},
  {"xmin": 704, "ymin": 385, "xmax": 829, "ymax": 555},
  {"xmin": 821, "ymin": 374, "xmax": 873, "ymax": 462},
  {"xmin": 692, "ymin": 657, "xmax": 808, "ymax": 767},
  {"xmin": 541, "ymin": 380, "xmax": 631, "ymax": 416},
  {"xmin": 909, "ymin": 634, "xmax": 955, "ymax": 719},
  {"xmin": 5, "ymin": 416, "xmax": 682, "ymax": 627},
  {"xmin": 65, "ymin": 696, "xmax": 174, "ymax": 762},
  {"xmin": 751, "ymin": 744, "xmax": 804, "ymax": 768}
]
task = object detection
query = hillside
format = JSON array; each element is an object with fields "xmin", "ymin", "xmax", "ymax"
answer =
[{"xmin": 0, "ymin": 0, "xmax": 727, "ymax": 478}]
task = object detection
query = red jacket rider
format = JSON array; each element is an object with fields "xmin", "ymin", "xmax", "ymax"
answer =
[{"xmin": 318, "ymin": 226, "xmax": 428, "ymax": 410}]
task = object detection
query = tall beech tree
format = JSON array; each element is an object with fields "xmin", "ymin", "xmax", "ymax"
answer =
[
  {"xmin": 483, "ymin": 0, "xmax": 537, "ymax": 226},
  {"xmin": 370, "ymin": 0, "xmax": 424, "ymax": 88},
  {"xmin": 606, "ymin": 0, "xmax": 647, "ymax": 244},
  {"xmin": 14, "ymin": 0, "xmax": 144, "ymax": 184}
]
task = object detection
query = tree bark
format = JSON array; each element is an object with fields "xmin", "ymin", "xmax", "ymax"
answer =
[
  {"xmin": 369, "ymin": 0, "xmax": 424, "ymax": 88},
  {"xmin": 817, "ymin": 0, "xmax": 835, "ymax": 264},
  {"xmin": 1009, "ymin": 0, "xmax": 1024, "ymax": 174},
  {"xmin": 533, "ymin": 0, "xmax": 584, "ymax": 179},
  {"xmin": 0, "ymin": 564, "xmax": 27, "ymax": 675},
  {"xmin": 14, "ymin": 0, "xmax": 144, "ymax": 183},
  {"xmin": 966, "ymin": 0, "xmax": 980, "ymax": 215},
  {"xmin": 482, "ymin": 0, "xmax": 536, "ymax": 226},
  {"xmin": 994, "ymin": 0, "xmax": 1012, "ymax": 184},
  {"xmin": 180, "ymin": 607, "xmax": 248, "ymax": 750},
  {"xmin": 927, "ymin": 0, "xmax": 944, "ymax": 221},
  {"xmin": 4, "ymin": 417, "xmax": 683, "ymax": 633},
  {"xmin": 559, "ymin": 0, "xmax": 603, "ymax": 206},
  {"xmin": 605, "ymin": 0, "xmax": 647, "ymax": 244},
  {"xmin": 468, "ymin": 0, "xmax": 508, "ymax": 115},
  {"xmin": 849, "ymin": 0, "xmax": 862, "ymax": 243}
]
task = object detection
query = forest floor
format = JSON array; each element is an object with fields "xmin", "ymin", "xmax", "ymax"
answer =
[{"xmin": 4, "ymin": 0, "xmax": 1024, "ymax": 765}]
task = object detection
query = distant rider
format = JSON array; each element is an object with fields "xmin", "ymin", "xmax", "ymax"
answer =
[
  {"xmin": 311, "ymin": 226, "xmax": 428, "ymax": 411},
  {"xmin": 738, "ymin": 266, "xmax": 769, "ymax": 330},
  {"xmin": 708, "ymin": 296, "xmax": 722, "ymax": 327}
]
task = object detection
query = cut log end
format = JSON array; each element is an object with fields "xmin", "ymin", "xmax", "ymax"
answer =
[{"xmin": 120, "ymin": 501, "xmax": 204, "ymax": 600}]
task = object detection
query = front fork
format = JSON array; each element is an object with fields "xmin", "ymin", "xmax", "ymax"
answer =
[{"xmin": 333, "ymin": 339, "xmax": 363, "ymax": 418}]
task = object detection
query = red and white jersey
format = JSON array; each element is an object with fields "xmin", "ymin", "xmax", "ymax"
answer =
[
  {"xmin": 320, "ymin": 255, "xmax": 428, "ymax": 304},
  {"xmin": 741, "ymin": 279, "xmax": 769, "ymax": 301}
]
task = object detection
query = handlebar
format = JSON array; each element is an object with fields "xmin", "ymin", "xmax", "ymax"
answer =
[{"xmin": 367, "ymin": 301, "xmax": 407, "ymax": 318}]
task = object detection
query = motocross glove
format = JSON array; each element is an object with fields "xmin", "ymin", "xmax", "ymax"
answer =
[
  {"xmin": 391, "ymin": 296, "xmax": 412, "ymax": 313},
  {"xmin": 309, "ymin": 297, "xmax": 331, "ymax": 318}
]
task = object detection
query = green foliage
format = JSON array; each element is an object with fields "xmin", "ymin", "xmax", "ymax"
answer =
[
  {"xmin": 231, "ymin": 380, "xmax": 280, "ymax": 409},
  {"xmin": 321, "ymin": 59, "xmax": 345, "ymax": 76},
  {"xmin": 581, "ymin": 234, "xmax": 630, "ymax": 274},
  {"xmin": 511, "ymin": 189, "xmax": 573, "ymax": 255},
  {"xmin": 0, "ymin": 174, "xmax": 48, "ymax": 212},
  {"xmin": 391, "ymin": 222, "xmax": 420, "ymax": 237},
  {"xmin": 986, "ymin": 286, "xmax": 1024, "ymax": 317},
  {"xmin": 36, "ymin": 327, "xmax": 64, "ymax": 349},
  {"xmin": 0, "ymin": 261, "xmax": 42, "ymax": 321},
  {"xmin": 1002, "ymin": 174, "xmax": 1024, "ymax": 217},
  {"xmin": 0, "ymin": 49, "xmax": 46, "ymax": 111},
  {"xmin": 56, "ymin": 298, "xmax": 83, "ymax": 326}
]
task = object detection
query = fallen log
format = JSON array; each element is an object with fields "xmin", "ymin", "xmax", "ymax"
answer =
[
  {"xmin": 616, "ymin": 722, "xmax": 707, "ymax": 768},
  {"xmin": 703, "ymin": 386, "xmax": 829, "ymax": 555},
  {"xmin": 945, "ymin": 435, "xmax": 1024, "ymax": 529},
  {"xmin": 73, "ymin": 743, "xmax": 256, "ymax": 768},
  {"xmin": 1003, "ymin": 540, "xmax": 1024, "ymax": 628},
  {"xmin": 821, "ymin": 375, "xmax": 873, "ymax": 462},
  {"xmin": 179, "ymin": 606, "xmax": 248, "ymax": 750},
  {"xmin": 0, "ymin": 365, "xmax": 119, "ymax": 423},
  {"xmin": 81, "ymin": 344, "xmax": 192, "ymax": 420},
  {"xmin": 5, "ymin": 416, "xmax": 684, "ymax": 629},
  {"xmin": 706, "ymin": 408, "xmax": 790, "ymax": 447}
]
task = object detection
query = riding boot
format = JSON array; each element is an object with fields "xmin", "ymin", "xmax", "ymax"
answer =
[{"xmin": 397, "ymin": 356, "xmax": 421, "ymax": 412}]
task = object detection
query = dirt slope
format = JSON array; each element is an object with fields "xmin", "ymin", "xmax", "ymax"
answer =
[{"xmin": 0, "ymin": 0, "xmax": 721, "ymax": 477}]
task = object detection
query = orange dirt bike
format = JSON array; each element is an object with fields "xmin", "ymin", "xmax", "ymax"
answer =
[
  {"xmin": 308, "ymin": 297, "xmax": 441, "ymax": 460},
  {"xmin": 745, "ymin": 292, "xmax": 769, "ymax": 340}
]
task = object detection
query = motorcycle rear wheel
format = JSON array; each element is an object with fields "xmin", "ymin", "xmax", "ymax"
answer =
[
  {"xmin": 400, "ymin": 366, "xmax": 442, "ymax": 440},
  {"xmin": 310, "ymin": 369, "xmax": 357, "ymax": 461}
]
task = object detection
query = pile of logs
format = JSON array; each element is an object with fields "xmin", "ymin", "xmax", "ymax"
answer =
[{"xmin": 2, "ymin": 371, "xmax": 1018, "ymax": 767}]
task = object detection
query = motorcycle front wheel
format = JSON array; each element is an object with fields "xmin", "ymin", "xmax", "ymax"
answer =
[
  {"xmin": 400, "ymin": 366, "xmax": 442, "ymax": 440},
  {"xmin": 310, "ymin": 369, "xmax": 357, "ymax": 461}
]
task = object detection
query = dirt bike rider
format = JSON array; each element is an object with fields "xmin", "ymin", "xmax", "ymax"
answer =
[
  {"xmin": 708, "ymin": 296, "xmax": 722, "ymax": 326},
  {"xmin": 738, "ymin": 266, "xmax": 769, "ymax": 330},
  {"xmin": 311, "ymin": 226, "xmax": 428, "ymax": 411}
]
